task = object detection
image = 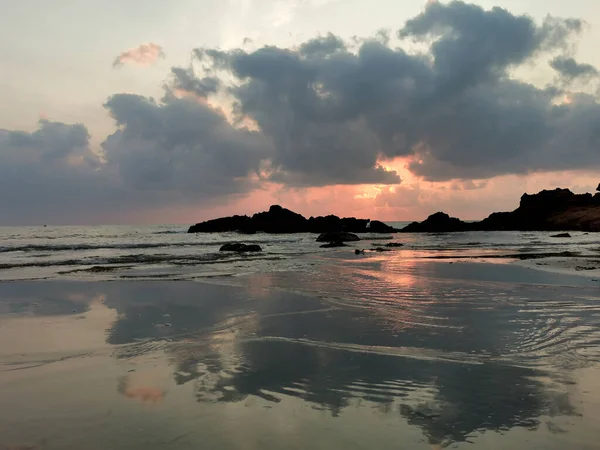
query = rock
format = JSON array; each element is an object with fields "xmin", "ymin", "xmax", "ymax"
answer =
[
  {"xmin": 354, "ymin": 249, "xmax": 365, "ymax": 255},
  {"xmin": 308, "ymin": 215, "xmax": 370, "ymax": 233},
  {"xmin": 368, "ymin": 220, "xmax": 399, "ymax": 233},
  {"xmin": 316, "ymin": 232, "xmax": 360, "ymax": 242},
  {"xmin": 219, "ymin": 243, "xmax": 262, "ymax": 252},
  {"xmin": 401, "ymin": 188, "xmax": 600, "ymax": 232},
  {"xmin": 251, "ymin": 205, "xmax": 308, "ymax": 233},
  {"xmin": 188, "ymin": 215, "xmax": 252, "ymax": 233},
  {"xmin": 597, "ymin": 183, "xmax": 600, "ymax": 192},
  {"xmin": 550, "ymin": 233, "xmax": 571, "ymax": 238},
  {"xmin": 320, "ymin": 242, "xmax": 347, "ymax": 248},
  {"xmin": 189, "ymin": 205, "xmax": 398, "ymax": 234},
  {"xmin": 402, "ymin": 212, "xmax": 470, "ymax": 233}
]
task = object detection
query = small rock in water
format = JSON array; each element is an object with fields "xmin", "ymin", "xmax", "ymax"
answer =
[
  {"xmin": 372, "ymin": 243, "xmax": 403, "ymax": 248},
  {"xmin": 219, "ymin": 243, "xmax": 262, "ymax": 252},
  {"xmin": 550, "ymin": 233, "xmax": 571, "ymax": 238},
  {"xmin": 354, "ymin": 249, "xmax": 365, "ymax": 255},
  {"xmin": 316, "ymin": 232, "xmax": 360, "ymax": 243}
]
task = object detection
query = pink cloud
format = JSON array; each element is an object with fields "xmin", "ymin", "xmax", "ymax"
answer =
[{"xmin": 113, "ymin": 43, "xmax": 165, "ymax": 68}]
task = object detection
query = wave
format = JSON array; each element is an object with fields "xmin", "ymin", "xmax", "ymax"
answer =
[
  {"xmin": 0, "ymin": 252, "xmax": 286, "ymax": 271},
  {"xmin": 0, "ymin": 238, "xmax": 303, "ymax": 253}
]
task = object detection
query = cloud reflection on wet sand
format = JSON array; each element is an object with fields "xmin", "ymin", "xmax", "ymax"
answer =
[{"xmin": 0, "ymin": 259, "xmax": 599, "ymax": 448}]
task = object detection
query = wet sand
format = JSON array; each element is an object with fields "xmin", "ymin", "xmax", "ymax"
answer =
[{"xmin": 1, "ymin": 260, "xmax": 600, "ymax": 449}]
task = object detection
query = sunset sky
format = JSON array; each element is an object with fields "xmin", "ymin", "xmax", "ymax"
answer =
[{"xmin": 1, "ymin": 0, "xmax": 599, "ymax": 225}]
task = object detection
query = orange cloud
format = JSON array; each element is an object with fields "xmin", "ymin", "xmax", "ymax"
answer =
[{"xmin": 113, "ymin": 43, "xmax": 165, "ymax": 68}]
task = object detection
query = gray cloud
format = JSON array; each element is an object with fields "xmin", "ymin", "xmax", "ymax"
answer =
[
  {"xmin": 6, "ymin": 119, "xmax": 92, "ymax": 163},
  {"xmin": 165, "ymin": 67, "xmax": 220, "ymax": 99},
  {"xmin": 550, "ymin": 56, "xmax": 599, "ymax": 81},
  {"xmin": 102, "ymin": 93, "xmax": 271, "ymax": 197},
  {"xmin": 400, "ymin": 1, "xmax": 540, "ymax": 92},
  {"xmin": 0, "ymin": 94, "xmax": 272, "ymax": 224},
  {"xmin": 190, "ymin": 1, "xmax": 597, "ymax": 182},
  {"xmin": 0, "ymin": 121, "xmax": 123, "ymax": 224}
]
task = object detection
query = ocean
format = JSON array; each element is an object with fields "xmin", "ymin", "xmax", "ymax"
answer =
[
  {"xmin": 1, "ymin": 225, "xmax": 600, "ymax": 449},
  {"xmin": 1, "ymin": 224, "xmax": 599, "ymax": 281}
]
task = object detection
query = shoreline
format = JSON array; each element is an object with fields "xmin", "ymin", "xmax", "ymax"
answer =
[
  {"xmin": 0, "ymin": 245, "xmax": 598, "ymax": 284},
  {"xmin": 2, "ymin": 251, "xmax": 600, "ymax": 449}
]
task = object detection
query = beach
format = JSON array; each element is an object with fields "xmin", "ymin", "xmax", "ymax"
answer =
[{"xmin": 1, "ymin": 226, "xmax": 600, "ymax": 449}]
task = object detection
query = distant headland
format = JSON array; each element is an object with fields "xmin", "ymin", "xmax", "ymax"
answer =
[
  {"xmin": 189, "ymin": 186, "xmax": 600, "ymax": 234},
  {"xmin": 403, "ymin": 187, "xmax": 600, "ymax": 233}
]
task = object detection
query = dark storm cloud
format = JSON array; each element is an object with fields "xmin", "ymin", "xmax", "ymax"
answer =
[
  {"xmin": 550, "ymin": 56, "xmax": 599, "ymax": 81},
  {"xmin": 190, "ymin": 0, "xmax": 598, "ymax": 182}
]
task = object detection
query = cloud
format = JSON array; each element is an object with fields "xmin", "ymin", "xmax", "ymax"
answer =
[
  {"xmin": 165, "ymin": 67, "xmax": 220, "ymax": 99},
  {"xmin": 2, "ymin": 1, "xmax": 600, "ymax": 224},
  {"xmin": 550, "ymin": 56, "xmax": 599, "ymax": 82},
  {"xmin": 102, "ymin": 93, "xmax": 271, "ymax": 197},
  {"xmin": 5, "ymin": 119, "xmax": 92, "ymax": 164},
  {"xmin": 0, "ymin": 120, "xmax": 123, "ymax": 223},
  {"xmin": 190, "ymin": 1, "xmax": 597, "ymax": 182},
  {"xmin": 0, "ymin": 94, "xmax": 272, "ymax": 224},
  {"xmin": 113, "ymin": 43, "xmax": 165, "ymax": 68}
]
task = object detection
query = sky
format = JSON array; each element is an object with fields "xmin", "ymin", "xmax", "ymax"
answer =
[{"xmin": 0, "ymin": 0, "xmax": 599, "ymax": 225}]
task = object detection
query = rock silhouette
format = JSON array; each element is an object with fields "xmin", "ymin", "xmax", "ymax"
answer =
[
  {"xmin": 316, "ymin": 232, "xmax": 360, "ymax": 243},
  {"xmin": 403, "ymin": 188, "xmax": 600, "ymax": 232},
  {"xmin": 219, "ymin": 243, "xmax": 262, "ymax": 252},
  {"xmin": 189, "ymin": 205, "xmax": 398, "ymax": 234}
]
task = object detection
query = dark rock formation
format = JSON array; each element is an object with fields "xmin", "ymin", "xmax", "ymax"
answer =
[
  {"xmin": 402, "ymin": 188, "xmax": 600, "ymax": 233},
  {"xmin": 402, "ymin": 212, "xmax": 470, "ymax": 233},
  {"xmin": 551, "ymin": 233, "xmax": 572, "ymax": 238},
  {"xmin": 189, "ymin": 205, "xmax": 398, "ymax": 234},
  {"xmin": 368, "ymin": 220, "xmax": 398, "ymax": 233},
  {"xmin": 189, "ymin": 215, "xmax": 252, "ymax": 233},
  {"xmin": 219, "ymin": 243, "xmax": 262, "ymax": 252},
  {"xmin": 476, "ymin": 189, "xmax": 599, "ymax": 231},
  {"xmin": 320, "ymin": 242, "xmax": 347, "ymax": 248},
  {"xmin": 308, "ymin": 215, "xmax": 370, "ymax": 233},
  {"xmin": 355, "ymin": 249, "xmax": 365, "ymax": 255},
  {"xmin": 251, "ymin": 205, "xmax": 307, "ymax": 233},
  {"xmin": 316, "ymin": 232, "xmax": 360, "ymax": 243}
]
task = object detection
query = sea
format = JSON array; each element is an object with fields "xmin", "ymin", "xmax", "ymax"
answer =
[{"xmin": 1, "ymin": 224, "xmax": 600, "ymax": 449}]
